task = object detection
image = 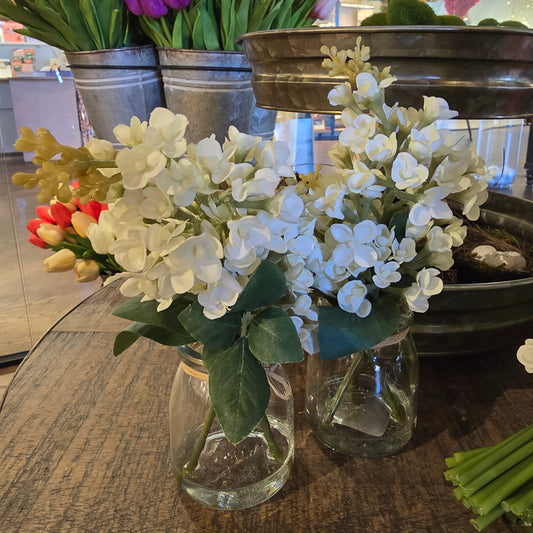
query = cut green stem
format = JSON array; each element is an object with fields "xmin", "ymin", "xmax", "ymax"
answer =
[{"xmin": 258, "ymin": 416, "xmax": 284, "ymax": 462}]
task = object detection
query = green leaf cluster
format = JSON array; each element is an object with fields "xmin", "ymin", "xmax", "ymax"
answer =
[
  {"xmin": 113, "ymin": 260, "xmax": 303, "ymax": 444},
  {"xmin": 138, "ymin": 0, "xmax": 318, "ymax": 50},
  {"xmin": 0, "ymin": 0, "xmax": 139, "ymax": 51},
  {"xmin": 317, "ymin": 295, "xmax": 405, "ymax": 360}
]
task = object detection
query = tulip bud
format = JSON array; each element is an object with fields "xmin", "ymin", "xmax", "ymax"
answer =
[
  {"xmin": 73, "ymin": 259, "xmax": 101, "ymax": 282},
  {"xmin": 71, "ymin": 211, "xmax": 97, "ymax": 238},
  {"xmin": 37, "ymin": 223, "xmax": 65, "ymax": 246},
  {"xmin": 43, "ymin": 249, "xmax": 76, "ymax": 272}
]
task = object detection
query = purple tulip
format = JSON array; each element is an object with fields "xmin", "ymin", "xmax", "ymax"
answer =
[
  {"xmin": 123, "ymin": 0, "xmax": 191, "ymax": 17},
  {"xmin": 310, "ymin": 0, "xmax": 337, "ymax": 20}
]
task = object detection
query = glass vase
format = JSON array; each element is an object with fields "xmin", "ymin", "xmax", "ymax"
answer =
[
  {"xmin": 169, "ymin": 344, "xmax": 294, "ymax": 510},
  {"xmin": 305, "ymin": 320, "xmax": 418, "ymax": 457}
]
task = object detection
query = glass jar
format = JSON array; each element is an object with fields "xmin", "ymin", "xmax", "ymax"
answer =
[
  {"xmin": 169, "ymin": 344, "xmax": 294, "ymax": 510},
  {"xmin": 305, "ymin": 322, "xmax": 418, "ymax": 457}
]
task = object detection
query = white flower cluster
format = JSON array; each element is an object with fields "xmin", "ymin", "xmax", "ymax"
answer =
[
  {"xmin": 82, "ymin": 39, "xmax": 490, "ymax": 355},
  {"xmin": 86, "ymin": 108, "xmax": 307, "ymax": 320},
  {"xmin": 277, "ymin": 40, "xmax": 490, "ymax": 350}
]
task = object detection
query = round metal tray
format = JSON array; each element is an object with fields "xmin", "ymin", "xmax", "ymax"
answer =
[{"xmin": 238, "ymin": 26, "xmax": 533, "ymax": 119}]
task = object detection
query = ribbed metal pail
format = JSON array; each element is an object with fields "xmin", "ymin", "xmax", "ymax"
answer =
[
  {"xmin": 412, "ymin": 192, "xmax": 533, "ymax": 356},
  {"xmin": 158, "ymin": 48, "xmax": 254, "ymax": 143},
  {"xmin": 65, "ymin": 46, "xmax": 164, "ymax": 146}
]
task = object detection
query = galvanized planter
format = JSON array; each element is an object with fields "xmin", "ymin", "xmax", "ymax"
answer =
[
  {"xmin": 65, "ymin": 45, "xmax": 164, "ymax": 147},
  {"xmin": 238, "ymin": 26, "xmax": 533, "ymax": 119},
  {"xmin": 412, "ymin": 192, "xmax": 533, "ymax": 356},
  {"xmin": 158, "ymin": 48, "xmax": 254, "ymax": 143}
]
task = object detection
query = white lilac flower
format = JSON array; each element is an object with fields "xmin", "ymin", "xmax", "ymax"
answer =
[
  {"xmin": 255, "ymin": 140, "xmax": 294, "ymax": 179},
  {"xmin": 373, "ymin": 225, "xmax": 395, "ymax": 261},
  {"xmin": 328, "ymin": 81, "xmax": 354, "ymax": 107},
  {"xmin": 164, "ymin": 222, "xmax": 223, "ymax": 293},
  {"xmin": 142, "ymin": 107, "xmax": 188, "ymax": 158},
  {"xmin": 444, "ymin": 219, "xmax": 467, "ymax": 247},
  {"xmin": 372, "ymin": 261, "xmax": 401, "ymax": 288},
  {"xmin": 339, "ymin": 110, "xmax": 377, "ymax": 153},
  {"xmin": 426, "ymin": 226, "xmax": 453, "ymax": 253},
  {"xmin": 313, "ymin": 181, "xmax": 346, "ymax": 220},
  {"xmin": 517, "ymin": 339, "xmax": 533, "ymax": 373},
  {"xmin": 108, "ymin": 226, "xmax": 148, "ymax": 272},
  {"xmin": 86, "ymin": 138, "xmax": 117, "ymax": 161},
  {"xmin": 408, "ymin": 187, "xmax": 453, "ymax": 226},
  {"xmin": 365, "ymin": 132, "xmax": 397, "ymax": 163},
  {"xmin": 416, "ymin": 267, "xmax": 443, "ymax": 296},
  {"xmin": 138, "ymin": 185, "xmax": 173, "ymax": 220},
  {"xmin": 197, "ymin": 269, "xmax": 243, "ymax": 319},
  {"xmin": 432, "ymin": 157, "xmax": 471, "ymax": 193},
  {"xmin": 392, "ymin": 237, "xmax": 417, "ymax": 264},
  {"xmin": 422, "ymin": 96, "xmax": 458, "ymax": 122},
  {"xmin": 337, "ymin": 280, "xmax": 371, "ymax": 317},
  {"xmin": 86, "ymin": 209, "xmax": 117, "ymax": 254},
  {"xmin": 454, "ymin": 179, "xmax": 489, "ymax": 221},
  {"xmin": 284, "ymin": 256, "xmax": 314, "ymax": 293},
  {"xmin": 391, "ymin": 152, "xmax": 429, "ymax": 190},
  {"xmin": 115, "ymin": 144, "xmax": 166, "ymax": 190},
  {"xmin": 408, "ymin": 125, "xmax": 442, "ymax": 161},
  {"xmin": 268, "ymin": 186, "xmax": 305, "ymax": 224},
  {"xmin": 223, "ymin": 126, "xmax": 261, "ymax": 160},
  {"xmin": 344, "ymin": 162, "xmax": 386, "ymax": 199},
  {"xmin": 155, "ymin": 158, "xmax": 205, "ymax": 207},
  {"xmin": 113, "ymin": 115, "xmax": 147, "ymax": 147},
  {"xmin": 328, "ymin": 220, "xmax": 379, "ymax": 269},
  {"xmin": 292, "ymin": 294, "xmax": 318, "ymax": 322},
  {"xmin": 232, "ymin": 167, "xmax": 280, "ymax": 202},
  {"xmin": 224, "ymin": 216, "xmax": 271, "ymax": 274}
]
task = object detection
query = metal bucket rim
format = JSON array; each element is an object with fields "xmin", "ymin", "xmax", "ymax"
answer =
[
  {"xmin": 65, "ymin": 44, "xmax": 156, "ymax": 57},
  {"xmin": 237, "ymin": 25, "xmax": 533, "ymax": 44}
]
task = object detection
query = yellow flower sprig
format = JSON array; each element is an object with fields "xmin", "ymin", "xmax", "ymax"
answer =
[{"xmin": 12, "ymin": 127, "xmax": 119, "ymax": 204}]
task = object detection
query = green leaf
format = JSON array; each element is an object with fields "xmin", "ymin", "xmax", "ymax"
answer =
[
  {"xmin": 248, "ymin": 0, "xmax": 274, "ymax": 32},
  {"xmin": 232, "ymin": 260, "xmax": 287, "ymax": 312},
  {"xmin": 203, "ymin": 338, "xmax": 270, "ymax": 444},
  {"xmin": 113, "ymin": 322, "xmax": 192, "ymax": 356},
  {"xmin": 317, "ymin": 298, "xmax": 404, "ymax": 360},
  {"xmin": 200, "ymin": 4, "xmax": 221, "ymax": 50},
  {"xmin": 248, "ymin": 306, "xmax": 303, "ymax": 363},
  {"xmin": 191, "ymin": 7, "xmax": 205, "ymax": 49},
  {"xmin": 112, "ymin": 295, "xmax": 192, "ymax": 338},
  {"xmin": 178, "ymin": 302, "xmax": 241, "ymax": 350},
  {"xmin": 79, "ymin": 0, "xmax": 104, "ymax": 49},
  {"xmin": 390, "ymin": 210, "xmax": 409, "ymax": 241}
]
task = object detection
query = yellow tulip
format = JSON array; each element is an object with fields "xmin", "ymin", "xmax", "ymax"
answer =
[
  {"xmin": 73, "ymin": 259, "xmax": 101, "ymax": 282},
  {"xmin": 71, "ymin": 212, "xmax": 97, "ymax": 238},
  {"xmin": 43, "ymin": 249, "xmax": 76, "ymax": 272},
  {"xmin": 36, "ymin": 223, "xmax": 65, "ymax": 246}
]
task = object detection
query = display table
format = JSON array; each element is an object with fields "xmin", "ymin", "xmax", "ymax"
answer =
[{"xmin": 0, "ymin": 282, "xmax": 530, "ymax": 532}]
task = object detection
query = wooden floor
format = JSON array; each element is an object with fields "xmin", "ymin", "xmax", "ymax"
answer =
[{"xmin": 0, "ymin": 153, "xmax": 101, "ymax": 371}]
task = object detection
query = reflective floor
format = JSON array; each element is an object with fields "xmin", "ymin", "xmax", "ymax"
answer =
[{"xmin": 0, "ymin": 154, "xmax": 101, "ymax": 365}]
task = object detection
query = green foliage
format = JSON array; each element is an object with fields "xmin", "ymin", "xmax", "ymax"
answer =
[
  {"xmin": 477, "ymin": 18, "xmax": 499, "ymax": 26},
  {"xmin": 317, "ymin": 297, "xmax": 404, "ymax": 360},
  {"xmin": 360, "ymin": 12, "xmax": 388, "ymax": 26},
  {"xmin": 0, "ymin": 0, "xmax": 138, "ymax": 51},
  {"xmin": 438, "ymin": 15, "xmax": 466, "ymax": 26},
  {"xmin": 202, "ymin": 338, "xmax": 270, "ymax": 444},
  {"xmin": 248, "ymin": 307, "xmax": 304, "ymax": 364},
  {"xmin": 500, "ymin": 20, "xmax": 528, "ymax": 28},
  {"xmin": 178, "ymin": 302, "xmax": 241, "ymax": 350},
  {"xmin": 232, "ymin": 260, "xmax": 287, "ymax": 313},
  {"xmin": 139, "ymin": 0, "xmax": 318, "ymax": 50},
  {"xmin": 387, "ymin": 0, "xmax": 439, "ymax": 25}
]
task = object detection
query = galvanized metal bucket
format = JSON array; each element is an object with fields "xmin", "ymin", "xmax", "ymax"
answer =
[
  {"xmin": 158, "ymin": 48, "xmax": 254, "ymax": 143},
  {"xmin": 65, "ymin": 45, "xmax": 164, "ymax": 147},
  {"xmin": 412, "ymin": 192, "xmax": 533, "ymax": 356}
]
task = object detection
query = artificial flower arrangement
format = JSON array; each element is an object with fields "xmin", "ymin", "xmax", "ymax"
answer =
[
  {"xmin": 125, "ymin": 0, "xmax": 337, "ymax": 50},
  {"xmin": 12, "ymin": 37, "xmax": 489, "ymax": 473}
]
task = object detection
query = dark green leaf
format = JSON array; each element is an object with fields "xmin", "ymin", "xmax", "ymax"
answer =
[
  {"xmin": 390, "ymin": 210, "xmax": 409, "ymax": 241},
  {"xmin": 178, "ymin": 302, "xmax": 241, "ymax": 350},
  {"xmin": 203, "ymin": 338, "xmax": 270, "ymax": 444},
  {"xmin": 112, "ymin": 295, "xmax": 192, "ymax": 338},
  {"xmin": 317, "ymin": 298, "xmax": 404, "ymax": 360},
  {"xmin": 200, "ymin": 4, "xmax": 221, "ymax": 50},
  {"xmin": 113, "ymin": 322, "xmax": 191, "ymax": 356},
  {"xmin": 249, "ymin": 306, "xmax": 303, "ymax": 363},
  {"xmin": 232, "ymin": 260, "xmax": 287, "ymax": 312}
]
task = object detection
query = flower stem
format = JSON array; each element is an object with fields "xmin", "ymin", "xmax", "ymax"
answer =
[
  {"xmin": 258, "ymin": 416, "xmax": 284, "ymax": 462},
  {"xmin": 178, "ymin": 403, "xmax": 216, "ymax": 484},
  {"xmin": 323, "ymin": 351, "xmax": 366, "ymax": 425}
]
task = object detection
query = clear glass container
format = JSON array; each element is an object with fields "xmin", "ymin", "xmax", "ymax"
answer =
[
  {"xmin": 305, "ymin": 320, "xmax": 418, "ymax": 457},
  {"xmin": 169, "ymin": 344, "xmax": 294, "ymax": 510}
]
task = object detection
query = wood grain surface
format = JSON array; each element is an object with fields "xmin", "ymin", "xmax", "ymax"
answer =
[{"xmin": 0, "ymin": 282, "xmax": 530, "ymax": 533}]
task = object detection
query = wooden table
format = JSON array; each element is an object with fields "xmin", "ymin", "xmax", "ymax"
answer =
[{"xmin": 0, "ymin": 282, "xmax": 531, "ymax": 533}]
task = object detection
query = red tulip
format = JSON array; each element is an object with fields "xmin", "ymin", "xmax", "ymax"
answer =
[{"xmin": 50, "ymin": 202, "xmax": 73, "ymax": 228}]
